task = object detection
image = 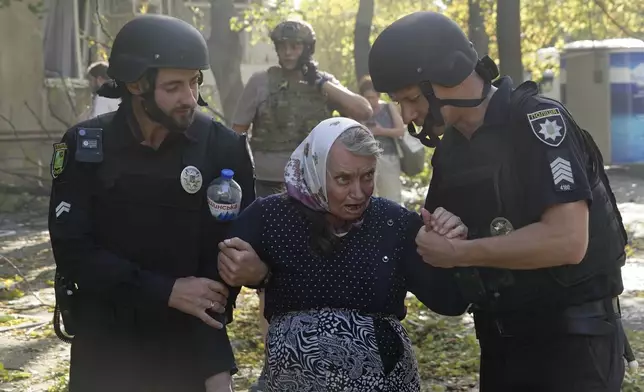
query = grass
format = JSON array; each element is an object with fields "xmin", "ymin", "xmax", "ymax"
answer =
[
  {"xmin": 624, "ymin": 329, "xmax": 644, "ymax": 392},
  {"xmin": 0, "ymin": 314, "xmax": 24, "ymax": 327},
  {"xmin": 0, "ymin": 275, "xmax": 26, "ymax": 301},
  {"xmin": 403, "ymin": 297, "xmax": 479, "ymax": 391},
  {"xmin": 0, "ymin": 362, "xmax": 31, "ymax": 383}
]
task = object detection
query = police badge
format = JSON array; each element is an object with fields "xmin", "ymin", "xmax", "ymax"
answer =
[
  {"xmin": 490, "ymin": 217, "xmax": 514, "ymax": 236},
  {"xmin": 180, "ymin": 165, "xmax": 203, "ymax": 194},
  {"xmin": 527, "ymin": 107, "xmax": 567, "ymax": 147}
]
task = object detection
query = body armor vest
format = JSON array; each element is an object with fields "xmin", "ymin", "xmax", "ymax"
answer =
[
  {"xmin": 65, "ymin": 111, "xmax": 238, "ymax": 326},
  {"xmin": 431, "ymin": 81, "xmax": 627, "ymax": 313},
  {"xmin": 251, "ymin": 66, "xmax": 331, "ymax": 152}
]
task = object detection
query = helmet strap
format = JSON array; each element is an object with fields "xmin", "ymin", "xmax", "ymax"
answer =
[
  {"xmin": 196, "ymin": 71, "xmax": 208, "ymax": 107},
  {"xmin": 410, "ymin": 77, "xmax": 492, "ymax": 148},
  {"xmin": 139, "ymin": 71, "xmax": 190, "ymax": 134},
  {"xmin": 297, "ymin": 47, "xmax": 313, "ymax": 68},
  {"xmin": 141, "ymin": 92, "xmax": 186, "ymax": 134}
]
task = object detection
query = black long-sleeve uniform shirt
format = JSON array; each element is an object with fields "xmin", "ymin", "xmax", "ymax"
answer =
[{"xmin": 47, "ymin": 106, "xmax": 255, "ymax": 385}]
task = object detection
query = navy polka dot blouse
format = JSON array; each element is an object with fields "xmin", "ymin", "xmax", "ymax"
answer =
[{"xmin": 226, "ymin": 194, "xmax": 459, "ymax": 321}]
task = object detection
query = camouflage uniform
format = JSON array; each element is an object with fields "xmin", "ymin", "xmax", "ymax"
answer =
[
  {"xmin": 251, "ymin": 66, "xmax": 331, "ymax": 153},
  {"xmin": 250, "ymin": 20, "xmax": 334, "ymax": 197}
]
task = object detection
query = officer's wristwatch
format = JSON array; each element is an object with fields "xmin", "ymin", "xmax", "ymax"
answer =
[
  {"xmin": 259, "ymin": 268, "xmax": 272, "ymax": 288},
  {"xmin": 250, "ymin": 268, "xmax": 272, "ymax": 290}
]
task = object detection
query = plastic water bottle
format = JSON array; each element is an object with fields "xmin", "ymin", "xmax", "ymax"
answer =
[{"xmin": 206, "ymin": 169, "xmax": 242, "ymax": 221}]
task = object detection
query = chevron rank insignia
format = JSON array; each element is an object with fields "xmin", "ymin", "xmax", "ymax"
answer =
[
  {"xmin": 527, "ymin": 107, "xmax": 567, "ymax": 147},
  {"xmin": 547, "ymin": 150, "xmax": 576, "ymax": 192}
]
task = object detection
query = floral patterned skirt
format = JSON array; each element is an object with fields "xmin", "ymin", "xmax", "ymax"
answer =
[{"xmin": 265, "ymin": 308, "xmax": 421, "ymax": 392}]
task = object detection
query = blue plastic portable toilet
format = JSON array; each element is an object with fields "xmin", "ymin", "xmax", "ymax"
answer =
[{"xmin": 560, "ymin": 38, "xmax": 644, "ymax": 165}]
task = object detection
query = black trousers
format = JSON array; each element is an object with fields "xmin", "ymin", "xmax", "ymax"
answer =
[
  {"xmin": 477, "ymin": 317, "xmax": 626, "ymax": 392},
  {"xmin": 68, "ymin": 308, "xmax": 235, "ymax": 392}
]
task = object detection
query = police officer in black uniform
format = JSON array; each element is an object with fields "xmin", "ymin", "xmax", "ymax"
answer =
[
  {"xmin": 48, "ymin": 15, "xmax": 267, "ymax": 392},
  {"xmin": 369, "ymin": 11, "xmax": 629, "ymax": 391}
]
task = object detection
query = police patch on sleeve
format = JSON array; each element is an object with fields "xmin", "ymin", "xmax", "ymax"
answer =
[
  {"xmin": 50, "ymin": 142, "xmax": 68, "ymax": 179},
  {"xmin": 547, "ymin": 149, "xmax": 576, "ymax": 192},
  {"xmin": 527, "ymin": 107, "xmax": 567, "ymax": 147}
]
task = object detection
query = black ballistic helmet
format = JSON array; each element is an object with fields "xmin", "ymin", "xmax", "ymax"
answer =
[
  {"xmin": 369, "ymin": 11, "xmax": 499, "ymax": 147},
  {"xmin": 270, "ymin": 20, "xmax": 316, "ymax": 55},
  {"xmin": 107, "ymin": 14, "xmax": 210, "ymax": 83}
]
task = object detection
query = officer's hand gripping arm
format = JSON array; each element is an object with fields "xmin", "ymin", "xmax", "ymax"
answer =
[
  {"xmin": 454, "ymin": 102, "xmax": 593, "ymax": 269},
  {"xmin": 48, "ymin": 132, "xmax": 175, "ymax": 311},
  {"xmin": 401, "ymin": 212, "xmax": 469, "ymax": 316}
]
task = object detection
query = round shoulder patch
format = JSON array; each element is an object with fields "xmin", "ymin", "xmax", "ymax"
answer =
[{"xmin": 526, "ymin": 107, "xmax": 567, "ymax": 147}]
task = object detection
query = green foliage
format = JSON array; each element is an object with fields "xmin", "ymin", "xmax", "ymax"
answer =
[
  {"xmin": 46, "ymin": 361, "xmax": 70, "ymax": 392},
  {"xmin": 0, "ymin": 362, "xmax": 31, "ymax": 383},
  {"xmin": 0, "ymin": 0, "xmax": 46, "ymax": 17},
  {"xmin": 232, "ymin": 0, "xmax": 644, "ymax": 89},
  {"xmin": 0, "ymin": 314, "xmax": 24, "ymax": 327},
  {"xmin": 623, "ymin": 329, "xmax": 644, "ymax": 392},
  {"xmin": 228, "ymin": 288, "xmax": 266, "ymax": 390},
  {"xmin": 403, "ymin": 296, "xmax": 480, "ymax": 389}
]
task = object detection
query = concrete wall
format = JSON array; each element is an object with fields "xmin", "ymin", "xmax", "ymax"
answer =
[{"xmin": 0, "ymin": 0, "xmax": 91, "ymax": 189}]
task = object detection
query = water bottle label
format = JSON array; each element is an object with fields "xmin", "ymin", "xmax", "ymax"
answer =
[{"xmin": 208, "ymin": 198, "xmax": 240, "ymax": 221}]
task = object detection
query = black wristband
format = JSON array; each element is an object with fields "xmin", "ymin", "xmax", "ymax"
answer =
[
  {"xmin": 248, "ymin": 268, "xmax": 272, "ymax": 290},
  {"xmin": 316, "ymin": 75, "xmax": 330, "ymax": 92}
]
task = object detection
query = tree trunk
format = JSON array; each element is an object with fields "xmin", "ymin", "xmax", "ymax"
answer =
[
  {"xmin": 208, "ymin": 0, "xmax": 244, "ymax": 125},
  {"xmin": 496, "ymin": 0, "xmax": 523, "ymax": 85},
  {"xmin": 353, "ymin": 0, "xmax": 374, "ymax": 84},
  {"xmin": 468, "ymin": 0, "xmax": 489, "ymax": 56}
]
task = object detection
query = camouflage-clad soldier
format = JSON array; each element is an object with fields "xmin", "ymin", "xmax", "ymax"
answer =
[
  {"xmin": 230, "ymin": 19, "xmax": 372, "ymax": 391},
  {"xmin": 232, "ymin": 19, "xmax": 372, "ymax": 197}
]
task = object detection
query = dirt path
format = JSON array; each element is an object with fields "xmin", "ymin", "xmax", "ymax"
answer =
[{"xmin": 1, "ymin": 168, "xmax": 644, "ymax": 391}]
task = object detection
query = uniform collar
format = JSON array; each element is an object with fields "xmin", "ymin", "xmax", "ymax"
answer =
[{"xmin": 483, "ymin": 76, "xmax": 513, "ymax": 125}]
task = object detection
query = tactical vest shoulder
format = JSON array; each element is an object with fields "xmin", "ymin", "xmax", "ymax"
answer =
[
  {"xmin": 430, "ymin": 81, "xmax": 626, "ymax": 311},
  {"xmin": 252, "ymin": 66, "xmax": 332, "ymax": 152},
  {"xmin": 508, "ymin": 80, "xmax": 629, "ymax": 267},
  {"xmin": 507, "ymin": 81, "xmax": 627, "ymax": 293}
]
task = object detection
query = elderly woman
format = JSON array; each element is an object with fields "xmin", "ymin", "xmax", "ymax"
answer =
[{"xmin": 218, "ymin": 117, "xmax": 469, "ymax": 391}]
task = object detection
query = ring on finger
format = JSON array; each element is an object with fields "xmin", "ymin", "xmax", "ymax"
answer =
[{"xmin": 209, "ymin": 300, "xmax": 215, "ymax": 309}]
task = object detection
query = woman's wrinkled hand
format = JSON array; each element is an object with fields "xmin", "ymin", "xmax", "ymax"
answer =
[
  {"xmin": 420, "ymin": 207, "xmax": 468, "ymax": 239},
  {"xmin": 218, "ymin": 237, "xmax": 269, "ymax": 287}
]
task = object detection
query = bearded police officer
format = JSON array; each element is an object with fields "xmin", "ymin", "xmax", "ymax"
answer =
[
  {"xmin": 369, "ymin": 11, "xmax": 630, "ymax": 391},
  {"xmin": 230, "ymin": 18, "xmax": 371, "ymax": 391},
  {"xmin": 48, "ymin": 15, "xmax": 267, "ymax": 392}
]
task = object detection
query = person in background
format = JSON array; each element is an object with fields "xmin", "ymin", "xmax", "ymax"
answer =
[
  {"xmin": 85, "ymin": 61, "xmax": 121, "ymax": 118},
  {"xmin": 217, "ymin": 117, "xmax": 469, "ymax": 392},
  {"xmin": 232, "ymin": 20, "xmax": 371, "ymax": 198},
  {"xmin": 231, "ymin": 19, "xmax": 372, "ymax": 391},
  {"xmin": 358, "ymin": 75, "xmax": 406, "ymax": 203}
]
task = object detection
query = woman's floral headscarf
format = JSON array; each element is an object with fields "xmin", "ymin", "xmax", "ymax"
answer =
[{"xmin": 284, "ymin": 117, "xmax": 368, "ymax": 212}]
